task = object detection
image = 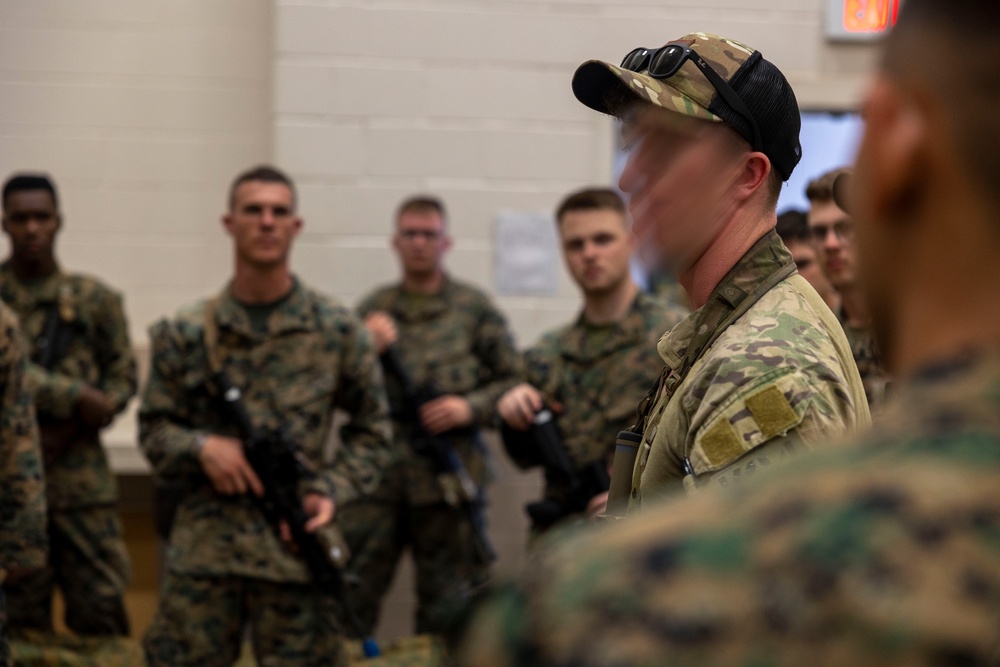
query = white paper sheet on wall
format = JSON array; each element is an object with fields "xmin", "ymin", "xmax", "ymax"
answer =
[{"xmin": 494, "ymin": 210, "xmax": 559, "ymax": 296}]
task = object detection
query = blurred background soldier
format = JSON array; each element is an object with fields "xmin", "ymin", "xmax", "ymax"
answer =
[
  {"xmin": 496, "ymin": 188, "xmax": 685, "ymax": 534},
  {"xmin": 0, "ymin": 174, "xmax": 136, "ymax": 638},
  {"xmin": 0, "ymin": 303, "xmax": 46, "ymax": 666},
  {"xmin": 571, "ymin": 33, "xmax": 869, "ymax": 511},
  {"xmin": 775, "ymin": 209, "xmax": 840, "ymax": 313},
  {"xmin": 139, "ymin": 165, "xmax": 391, "ymax": 667},
  {"xmin": 807, "ymin": 167, "xmax": 890, "ymax": 408},
  {"xmin": 459, "ymin": 1, "xmax": 1000, "ymax": 664},
  {"xmin": 340, "ymin": 195, "xmax": 519, "ymax": 638}
]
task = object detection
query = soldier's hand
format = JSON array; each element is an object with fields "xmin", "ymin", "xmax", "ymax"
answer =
[
  {"xmin": 198, "ymin": 435, "xmax": 265, "ymax": 497},
  {"xmin": 277, "ymin": 494, "xmax": 335, "ymax": 552},
  {"xmin": 303, "ymin": 493, "xmax": 336, "ymax": 532},
  {"xmin": 76, "ymin": 386, "xmax": 115, "ymax": 430},
  {"xmin": 586, "ymin": 491, "xmax": 609, "ymax": 518},
  {"xmin": 420, "ymin": 395, "xmax": 473, "ymax": 435},
  {"xmin": 364, "ymin": 311, "xmax": 398, "ymax": 354},
  {"xmin": 497, "ymin": 383, "xmax": 544, "ymax": 431}
]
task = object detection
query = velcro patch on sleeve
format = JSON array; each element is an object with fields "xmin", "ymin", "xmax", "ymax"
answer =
[
  {"xmin": 689, "ymin": 370, "xmax": 809, "ymax": 476},
  {"xmin": 745, "ymin": 384, "xmax": 799, "ymax": 438},
  {"xmin": 700, "ymin": 417, "xmax": 744, "ymax": 467}
]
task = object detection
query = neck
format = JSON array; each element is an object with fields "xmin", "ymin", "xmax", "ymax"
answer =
[
  {"xmin": 8, "ymin": 254, "xmax": 57, "ymax": 281},
  {"xmin": 582, "ymin": 279, "xmax": 638, "ymax": 326},
  {"xmin": 678, "ymin": 208, "xmax": 773, "ymax": 309},
  {"xmin": 230, "ymin": 261, "xmax": 293, "ymax": 304},
  {"xmin": 838, "ymin": 285, "xmax": 869, "ymax": 328},
  {"xmin": 821, "ymin": 287, "xmax": 842, "ymax": 314},
  {"xmin": 402, "ymin": 268, "xmax": 445, "ymax": 295},
  {"xmin": 890, "ymin": 196, "xmax": 1000, "ymax": 378}
]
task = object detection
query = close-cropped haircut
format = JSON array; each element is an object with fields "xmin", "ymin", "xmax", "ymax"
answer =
[
  {"xmin": 775, "ymin": 209, "xmax": 810, "ymax": 244},
  {"xmin": 396, "ymin": 196, "xmax": 447, "ymax": 224},
  {"xmin": 805, "ymin": 167, "xmax": 851, "ymax": 205},
  {"xmin": 883, "ymin": 0, "xmax": 1000, "ymax": 207},
  {"xmin": 228, "ymin": 165, "xmax": 296, "ymax": 211},
  {"xmin": 555, "ymin": 187, "xmax": 627, "ymax": 224},
  {"xmin": 2, "ymin": 173, "xmax": 59, "ymax": 210}
]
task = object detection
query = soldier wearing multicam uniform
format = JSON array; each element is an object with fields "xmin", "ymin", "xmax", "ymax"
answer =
[
  {"xmin": 0, "ymin": 174, "xmax": 136, "ymax": 638},
  {"xmin": 340, "ymin": 195, "xmax": 519, "ymax": 637},
  {"xmin": 497, "ymin": 188, "xmax": 686, "ymax": 532},
  {"xmin": 566, "ymin": 33, "xmax": 869, "ymax": 512},
  {"xmin": 0, "ymin": 302, "xmax": 46, "ymax": 666},
  {"xmin": 459, "ymin": 2, "xmax": 1000, "ymax": 664},
  {"xmin": 806, "ymin": 167, "xmax": 891, "ymax": 409},
  {"xmin": 139, "ymin": 166, "xmax": 391, "ymax": 667}
]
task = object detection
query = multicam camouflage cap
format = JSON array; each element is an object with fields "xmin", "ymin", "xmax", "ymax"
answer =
[{"xmin": 572, "ymin": 32, "xmax": 803, "ymax": 180}]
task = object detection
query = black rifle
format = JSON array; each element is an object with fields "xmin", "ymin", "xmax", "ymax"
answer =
[
  {"xmin": 212, "ymin": 370, "xmax": 379, "ymax": 656},
  {"xmin": 35, "ymin": 304, "xmax": 86, "ymax": 465},
  {"xmin": 501, "ymin": 408, "xmax": 611, "ymax": 530},
  {"xmin": 379, "ymin": 347, "xmax": 496, "ymax": 565}
]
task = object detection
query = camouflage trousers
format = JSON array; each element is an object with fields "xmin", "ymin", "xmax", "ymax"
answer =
[
  {"xmin": 5, "ymin": 506, "xmax": 131, "ymax": 637},
  {"xmin": 144, "ymin": 571, "xmax": 344, "ymax": 667},
  {"xmin": 338, "ymin": 467, "xmax": 491, "ymax": 637}
]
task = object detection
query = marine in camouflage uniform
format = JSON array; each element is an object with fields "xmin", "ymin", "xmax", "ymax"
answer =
[
  {"xmin": 569, "ymin": 34, "xmax": 869, "ymax": 512},
  {"xmin": 0, "ymin": 174, "xmax": 136, "ymax": 637},
  {"xmin": 512, "ymin": 292, "xmax": 684, "ymax": 523},
  {"xmin": 0, "ymin": 302, "xmax": 47, "ymax": 666},
  {"xmin": 806, "ymin": 167, "xmax": 891, "ymax": 409},
  {"xmin": 340, "ymin": 196, "xmax": 519, "ymax": 637},
  {"xmin": 838, "ymin": 308, "xmax": 890, "ymax": 408},
  {"xmin": 498, "ymin": 188, "xmax": 686, "ymax": 533},
  {"xmin": 140, "ymin": 166, "xmax": 391, "ymax": 667}
]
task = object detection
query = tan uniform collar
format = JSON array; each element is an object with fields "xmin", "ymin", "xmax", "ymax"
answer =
[{"xmin": 657, "ymin": 229, "xmax": 796, "ymax": 370}]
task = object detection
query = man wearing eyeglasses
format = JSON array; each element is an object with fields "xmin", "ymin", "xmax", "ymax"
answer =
[
  {"xmin": 569, "ymin": 33, "xmax": 870, "ymax": 513},
  {"xmin": 340, "ymin": 195, "xmax": 520, "ymax": 637},
  {"xmin": 807, "ymin": 167, "xmax": 890, "ymax": 408}
]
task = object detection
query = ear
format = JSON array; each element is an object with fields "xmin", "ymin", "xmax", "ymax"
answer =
[
  {"xmin": 733, "ymin": 151, "xmax": 771, "ymax": 205},
  {"xmin": 391, "ymin": 232, "xmax": 402, "ymax": 254},
  {"xmin": 855, "ymin": 76, "xmax": 929, "ymax": 225},
  {"xmin": 291, "ymin": 215, "xmax": 303, "ymax": 237},
  {"xmin": 221, "ymin": 213, "xmax": 234, "ymax": 237}
]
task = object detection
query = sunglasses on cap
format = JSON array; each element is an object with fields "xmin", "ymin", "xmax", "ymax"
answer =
[{"xmin": 620, "ymin": 44, "xmax": 763, "ymax": 152}]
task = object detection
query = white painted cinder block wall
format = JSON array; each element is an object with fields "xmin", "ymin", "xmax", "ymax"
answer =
[{"xmin": 0, "ymin": 0, "xmax": 878, "ymax": 368}]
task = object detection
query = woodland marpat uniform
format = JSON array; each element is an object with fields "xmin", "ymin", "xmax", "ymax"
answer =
[
  {"xmin": 139, "ymin": 280, "xmax": 391, "ymax": 665},
  {"xmin": 0, "ymin": 301, "xmax": 46, "ymax": 664},
  {"xmin": 514, "ymin": 291, "xmax": 685, "ymax": 518},
  {"xmin": 339, "ymin": 277, "xmax": 519, "ymax": 635},
  {"xmin": 0, "ymin": 262, "xmax": 136, "ymax": 636},
  {"xmin": 839, "ymin": 308, "xmax": 891, "ymax": 409},
  {"xmin": 628, "ymin": 231, "xmax": 870, "ymax": 508},
  {"xmin": 461, "ymin": 346, "xmax": 1000, "ymax": 667}
]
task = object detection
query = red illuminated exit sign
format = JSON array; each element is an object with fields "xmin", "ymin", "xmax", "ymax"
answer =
[{"xmin": 826, "ymin": 0, "xmax": 902, "ymax": 41}]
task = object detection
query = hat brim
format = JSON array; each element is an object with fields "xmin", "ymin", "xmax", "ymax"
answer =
[{"xmin": 571, "ymin": 60, "xmax": 722, "ymax": 123}]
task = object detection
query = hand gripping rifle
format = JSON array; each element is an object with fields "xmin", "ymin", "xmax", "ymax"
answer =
[
  {"xmin": 501, "ymin": 408, "xmax": 610, "ymax": 530},
  {"xmin": 379, "ymin": 346, "xmax": 496, "ymax": 565},
  {"xmin": 212, "ymin": 370, "xmax": 380, "ymax": 658}
]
